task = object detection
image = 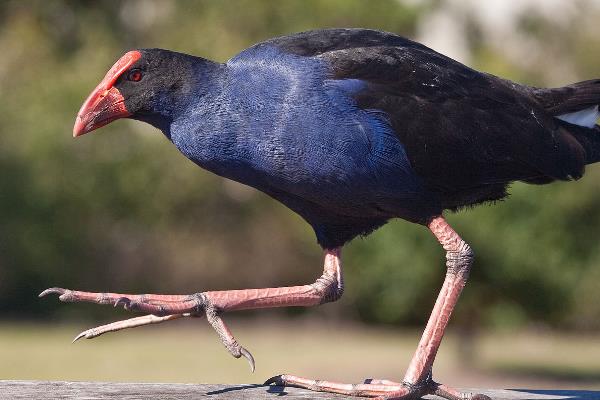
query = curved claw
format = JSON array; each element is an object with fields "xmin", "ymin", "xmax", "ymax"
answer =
[
  {"xmin": 264, "ymin": 374, "xmax": 286, "ymax": 386},
  {"xmin": 114, "ymin": 297, "xmax": 131, "ymax": 309},
  {"xmin": 38, "ymin": 287, "xmax": 66, "ymax": 298},
  {"xmin": 39, "ymin": 287, "xmax": 75, "ymax": 302},
  {"xmin": 72, "ymin": 331, "xmax": 89, "ymax": 343},
  {"xmin": 72, "ymin": 327, "xmax": 104, "ymax": 342},
  {"xmin": 240, "ymin": 346, "xmax": 256, "ymax": 373}
]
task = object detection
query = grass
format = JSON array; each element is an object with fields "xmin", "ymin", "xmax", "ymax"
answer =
[{"xmin": 0, "ymin": 319, "xmax": 599, "ymax": 390}]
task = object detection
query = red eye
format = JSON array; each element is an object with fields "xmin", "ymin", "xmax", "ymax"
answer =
[{"xmin": 128, "ymin": 69, "xmax": 143, "ymax": 82}]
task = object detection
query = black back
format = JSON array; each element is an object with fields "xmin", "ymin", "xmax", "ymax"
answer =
[{"xmin": 268, "ymin": 29, "xmax": 588, "ymax": 210}]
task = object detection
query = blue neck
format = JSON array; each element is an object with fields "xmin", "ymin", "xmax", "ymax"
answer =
[{"xmin": 136, "ymin": 59, "xmax": 226, "ymax": 136}]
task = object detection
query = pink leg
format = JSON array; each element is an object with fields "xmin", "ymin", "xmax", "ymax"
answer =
[
  {"xmin": 266, "ymin": 217, "xmax": 490, "ymax": 400},
  {"xmin": 40, "ymin": 248, "xmax": 342, "ymax": 314},
  {"xmin": 403, "ymin": 217, "xmax": 474, "ymax": 384},
  {"xmin": 40, "ymin": 249, "xmax": 344, "ymax": 370}
]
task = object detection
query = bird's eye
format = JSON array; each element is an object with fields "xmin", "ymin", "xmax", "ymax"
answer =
[{"xmin": 127, "ymin": 69, "xmax": 143, "ymax": 82}]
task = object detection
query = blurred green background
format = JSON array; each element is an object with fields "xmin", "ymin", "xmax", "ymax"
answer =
[{"xmin": 1, "ymin": 0, "xmax": 600, "ymax": 389}]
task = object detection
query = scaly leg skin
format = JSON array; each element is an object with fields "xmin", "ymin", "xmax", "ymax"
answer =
[
  {"xmin": 39, "ymin": 248, "xmax": 344, "ymax": 372},
  {"xmin": 265, "ymin": 217, "xmax": 490, "ymax": 400},
  {"xmin": 73, "ymin": 313, "xmax": 189, "ymax": 342}
]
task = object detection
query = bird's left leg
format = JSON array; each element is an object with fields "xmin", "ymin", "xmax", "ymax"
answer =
[{"xmin": 40, "ymin": 249, "xmax": 344, "ymax": 370}]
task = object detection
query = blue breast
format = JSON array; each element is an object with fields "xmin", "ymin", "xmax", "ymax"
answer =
[{"xmin": 168, "ymin": 45, "xmax": 425, "ymax": 246}]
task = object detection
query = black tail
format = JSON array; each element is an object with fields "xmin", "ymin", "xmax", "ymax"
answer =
[
  {"xmin": 533, "ymin": 80, "xmax": 600, "ymax": 166},
  {"xmin": 534, "ymin": 79, "xmax": 600, "ymax": 114}
]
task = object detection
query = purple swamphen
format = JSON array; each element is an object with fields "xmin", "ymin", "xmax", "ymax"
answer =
[{"xmin": 41, "ymin": 29, "xmax": 600, "ymax": 399}]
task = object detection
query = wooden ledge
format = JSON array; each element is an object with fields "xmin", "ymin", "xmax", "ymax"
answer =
[{"xmin": 2, "ymin": 380, "xmax": 600, "ymax": 399}]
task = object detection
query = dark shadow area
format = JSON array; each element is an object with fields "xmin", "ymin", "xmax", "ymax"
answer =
[
  {"xmin": 206, "ymin": 383, "xmax": 290, "ymax": 397},
  {"xmin": 265, "ymin": 384, "xmax": 288, "ymax": 396},
  {"xmin": 206, "ymin": 384, "xmax": 263, "ymax": 395},
  {"xmin": 508, "ymin": 389, "xmax": 600, "ymax": 400}
]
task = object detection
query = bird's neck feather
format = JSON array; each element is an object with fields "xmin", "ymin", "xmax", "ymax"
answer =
[{"xmin": 136, "ymin": 59, "xmax": 226, "ymax": 135}]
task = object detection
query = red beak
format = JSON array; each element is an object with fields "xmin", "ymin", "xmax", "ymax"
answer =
[{"xmin": 73, "ymin": 50, "xmax": 142, "ymax": 137}]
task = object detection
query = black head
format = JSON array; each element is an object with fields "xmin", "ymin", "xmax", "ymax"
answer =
[{"xmin": 73, "ymin": 48, "xmax": 216, "ymax": 136}]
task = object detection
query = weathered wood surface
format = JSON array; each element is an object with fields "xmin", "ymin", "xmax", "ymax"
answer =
[{"xmin": 1, "ymin": 381, "xmax": 600, "ymax": 400}]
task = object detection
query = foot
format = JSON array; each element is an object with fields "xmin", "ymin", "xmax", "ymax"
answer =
[
  {"xmin": 265, "ymin": 374, "xmax": 491, "ymax": 400},
  {"xmin": 39, "ymin": 287, "xmax": 256, "ymax": 371}
]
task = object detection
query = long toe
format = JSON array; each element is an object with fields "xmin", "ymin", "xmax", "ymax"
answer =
[
  {"xmin": 72, "ymin": 314, "xmax": 189, "ymax": 342},
  {"xmin": 434, "ymin": 383, "xmax": 492, "ymax": 400},
  {"xmin": 39, "ymin": 287, "xmax": 191, "ymax": 307},
  {"xmin": 265, "ymin": 374, "xmax": 408, "ymax": 397}
]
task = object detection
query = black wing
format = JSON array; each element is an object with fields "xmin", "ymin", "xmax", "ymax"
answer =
[{"xmin": 270, "ymin": 29, "xmax": 586, "ymax": 209}]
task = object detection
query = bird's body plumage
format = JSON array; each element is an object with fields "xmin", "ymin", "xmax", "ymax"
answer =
[
  {"xmin": 168, "ymin": 41, "xmax": 424, "ymax": 247},
  {"xmin": 131, "ymin": 29, "xmax": 600, "ymax": 247}
]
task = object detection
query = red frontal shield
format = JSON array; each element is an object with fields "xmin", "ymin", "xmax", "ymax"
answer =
[{"xmin": 73, "ymin": 50, "xmax": 141, "ymax": 137}]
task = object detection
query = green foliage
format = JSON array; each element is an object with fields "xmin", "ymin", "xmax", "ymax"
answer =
[{"xmin": 1, "ymin": 0, "xmax": 600, "ymax": 331}]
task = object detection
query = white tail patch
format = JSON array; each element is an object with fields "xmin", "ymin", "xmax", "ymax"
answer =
[{"xmin": 556, "ymin": 105, "xmax": 600, "ymax": 128}]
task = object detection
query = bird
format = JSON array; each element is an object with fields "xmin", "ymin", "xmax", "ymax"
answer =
[{"xmin": 39, "ymin": 28, "xmax": 600, "ymax": 400}]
